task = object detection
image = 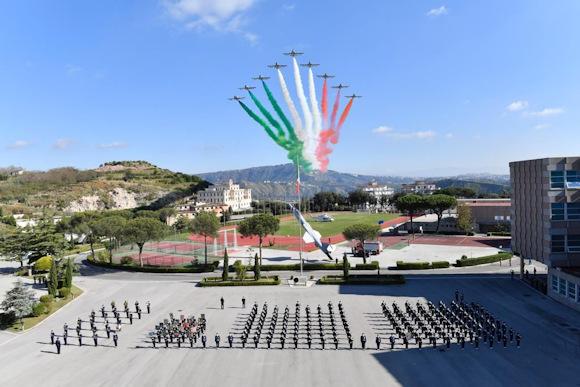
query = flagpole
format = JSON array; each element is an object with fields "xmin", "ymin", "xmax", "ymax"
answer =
[{"xmin": 296, "ymin": 155, "xmax": 304, "ymax": 278}]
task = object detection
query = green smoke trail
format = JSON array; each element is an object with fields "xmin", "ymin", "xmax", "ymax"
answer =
[
  {"xmin": 248, "ymin": 91, "xmax": 286, "ymax": 141},
  {"xmin": 261, "ymin": 81, "xmax": 297, "ymax": 142},
  {"xmin": 238, "ymin": 101, "xmax": 289, "ymax": 150}
]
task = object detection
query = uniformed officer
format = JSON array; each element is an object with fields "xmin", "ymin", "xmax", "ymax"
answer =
[
  {"xmin": 55, "ymin": 337, "xmax": 61, "ymax": 354},
  {"xmin": 129, "ymin": 313, "xmax": 133, "ymax": 325},
  {"xmin": 146, "ymin": 301, "xmax": 151, "ymax": 314},
  {"xmin": 220, "ymin": 297, "xmax": 225, "ymax": 310},
  {"xmin": 189, "ymin": 335, "xmax": 194, "ymax": 348},
  {"xmin": 93, "ymin": 332, "xmax": 98, "ymax": 347},
  {"xmin": 78, "ymin": 333, "xmax": 83, "ymax": 346},
  {"xmin": 375, "ymin": 335, "xmax": 381, "ymax": 350},
  {"xmin": 113, "ymin": 332, "xmax": 118, "ymax": 347},
  {"xmin": 202, "ymin": 335, "xmax": 207, "ymax": 348},
  {"xmin": 50, "ymin": 330, "xmax": 55, "ymax": 345},
  {"xmin": 164, "ymin": 336, "xmax": 169, "ymax": 348},
  {"xmin": 215, "ymin": 334, "xmax": 221, "ymax": 348},
  {"xmin": 360, "ymin": 333, "xmax": 367, "ymax": 349},
  {"xmin": 63, "ymin": 330, "xmax": 68, "ymax": 345},
  {"xmin": 294, "ymin": 336, "xmax": 299, "ymax": 349},
  {"xmin": 228, "ymin": 334, "xmax": 234, "ymax": 348},
  {"xmin": 242, "ymin": 297, "xmax": 246, "ymax": 308},
  {"xmin": 389, "ymin": 335, "xmax": 395, "ymax": 350},
  {"xmin": 152, "ymin": 337, "xmax": 156, "ymax": 348}
]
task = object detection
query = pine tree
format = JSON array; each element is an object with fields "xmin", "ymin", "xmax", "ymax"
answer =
[
  {"xmin": 254, "ymin": 253, "xmax": 261, "ymax": 280},
  {"xmin": 64, "ymin": 258, "xmax": 73, "ymax": 289},
  {"xmin": 48, "ymin": 258, "xmax": 58, "ymax": 296},
  {"xmin": 1, "ymin": 281, "xmax": 36, "ymax": 330},
  {"xmin": 343, "ymin": 253, "xmax": 350, "ymax": 280},
  {"xmin": 222, "ymin": 249, "xmax": 229, "ymax": 281}
]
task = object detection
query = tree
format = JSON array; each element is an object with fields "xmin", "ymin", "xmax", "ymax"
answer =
[
  {"xmin": 426, "ymin": 194, "xmax": 457, "ymax": 233},
  {"xmin": 26, "ymin": 219, "xmax": 67, "ymax": 261},
  {"xmin": 348, "ymin": 189, "xmax": 373, "ymax": 210},
  {"xmin": 235, "ymin": 261, "xmax": 247, "ymax": 281},
  {"xmin": 63, "ymin": 258, "xmax": 73, "ymax": 289},
  {"xmin": 123, "ymin": 218, "xmax": 167, "ymax": 267},
  {"xmin": 222, "ymin": 248, "xmax": 229, "ymax": 281},
  {"xmin": 457, "ymin": 203, "xmax": 473, "ymax": 234},
  {"xmin": 0, "ymin": 228, "xmax": 30, "ymax": 267},
  {"xmin": 342, "ymin": 253, "xmax": 350, "ymax": 280},
  {"xmin": 238, "ymin": 213, "xmax": 280, "ymax": 265},
  {"xmin": 173, "ymin": 217, "xmax": 190, "ymax": 233},
  {"xmin": 1, "ymin": 281, "xmax": 36, "ymax": 330},
  {"xmin": 342, "ymin": 223, "xmax": 381, "ymax": 264},
  {"xmin": 93, "ymin": 215, "xmax": 127, "ymax": 263},
  {"xmin": 189, "ymin": 212, "xmax": 220, "ymax": 265},
  {"xmin": 395, "ymin": 194, "xmax": 427, "ymax": 239},
  {"xmin": 48, "ymin": 257, "xmax": 58, "ymax": 296},
  {"xmin": 254, "ymin": 253, "xmax": 261, "ymax": 280},
  {"xmin": 158, "ymin": 207, "xmax": 177, "ymax": 224}
]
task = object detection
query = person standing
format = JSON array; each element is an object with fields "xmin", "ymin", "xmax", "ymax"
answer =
[
  {"xmin": 228, "ymin": 334, "xmax": 234, "ymax": 348},
  {"xmin": 215, "ymin": 334, "xmax": 221, "ymax": 348},
  {"xmin": 375, "ymin": 335, "xmax": 381, "ymax": 350},
  {"xmin": 129, "ymin": 313, "xmax": 133, "ymax": 325},
  {"xmin": 113, "ymin": 332, "xmax": 118, "ymax": 347},
  {"xmin": 202, "ymin": 335, "xmax": 207, "ymax": 348},
  {"xmin": 50, "ymin": 330, "xmax": 55, "ymax": 345},
  {"xmin": 242, "ymin": 297, "xmax": 246, "ymax": 309},
  {"xmin": 93, "ymin": 332, "xmax": 98, "ymax": 347},
  {"xmin": 220, "ymin": 297, "xmax": 225, "ymax": 310},
  {"xmin": 55, "ymin": 337, "xmax": 61, "ymax": 354},
  {"xmin": 146, "ymin": 301, "xmax": 151, "ymax": 314},
  {"xmin": 78, "ymin": 333, "xmax": 83, "ymax": 346},
  {"xmin": 360, "ymin": 333, "xmax": 367, "ymax": 350}
]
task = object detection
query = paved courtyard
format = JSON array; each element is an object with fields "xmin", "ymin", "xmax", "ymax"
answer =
[{"xmin": 0, "ymin": 268, "xmax": 578, "ymax": 387}]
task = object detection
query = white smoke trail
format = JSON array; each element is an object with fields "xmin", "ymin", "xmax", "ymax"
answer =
[
  {"xmin": 308, "ymin": 67, "xmax": 322, "ymax": 162},
  {"xmin": 292, "ymin": 57, "xmax": 317, "ymax": 168},
  {"xmin": 277, "ymin": 69, "xmax": 304, "ymax": 142}
]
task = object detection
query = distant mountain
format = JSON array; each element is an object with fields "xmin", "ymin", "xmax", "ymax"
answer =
[
  {"xmin": 199, "ymin": 164, "xmax": 510, "ymax": 199},
  {"xmin": 199, "ymin": 164, "xmax": 414, "ymax": 199}
]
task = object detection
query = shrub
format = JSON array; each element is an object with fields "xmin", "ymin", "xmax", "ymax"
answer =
[
  {"xmin": 58, "ymin": 287, "xmax": 71, "ymax": 298},
  {"xmin": 455, "ymin": 252, "xmax": 513, "ymax": 267},
  {"xmin": 431, "ymin": 261, "xmax": 450, "ymax": 269},
  {"xmin": 34, "ymin": 256, "xmax": 53, "ymax": 272},
  {"xmin": 96, "ymin": 251, "xmax": 110, "ymax": 263},
  {"xmin": 87, "ymin": 259, "xmax": 216, "ymax": 273},
  {"xmin": 120, "ymin": 256, "xmax": 134, "ymax": 265},
  {"xmin": 39, "ymin": 295, "xmax": 54, "ymax": 304},
  {"xmin": 32, "ymin": 302, "xmax": 47, "ymax": 317},
  {"xmin": 199, "ymin": 276, "xmax": 280, "ymax": 287},
  {"xmin": 395, "ymin": 261, "xmax": 431, "ymax": 270},
  {"xmin": 354, "ymin": 261, "xmax": 379, "ymax": 270}
]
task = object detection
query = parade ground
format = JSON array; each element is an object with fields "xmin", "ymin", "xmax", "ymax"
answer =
[{"xmin": 0, "ymin": 265, "xmax": 579, "ymax": 387}]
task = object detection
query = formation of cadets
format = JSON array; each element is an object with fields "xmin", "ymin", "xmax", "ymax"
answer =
[
  {"xmin": 51, "ymin": 300, "xmax": 150, "ymax": 354},
  {"xmin": 149, "ymin": 313, "xmax": 207, "ymax": 349},
  {"xmin": 237, "ymin": 300, "xmax": 351, "ymax": 350},
  {"xmin": 378, "ymin": 291, "xmax": 522, "ymax": 351}
]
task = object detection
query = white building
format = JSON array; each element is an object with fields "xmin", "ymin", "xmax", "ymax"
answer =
[
  {"xmin": 362, "ymin": 182, "xmax": 394, "ymax": 201},
  {"xmin": 197, "ymin": 179, "xmax": 252, "ymax": 212},
  {"xmin": 401, "ymin": 180, "xmax": 438, "ymax": 195}
]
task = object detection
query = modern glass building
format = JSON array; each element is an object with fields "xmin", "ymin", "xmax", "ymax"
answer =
[{"xmin": 510, "ymin": 157, "xmax": 580, "ymax": 311}]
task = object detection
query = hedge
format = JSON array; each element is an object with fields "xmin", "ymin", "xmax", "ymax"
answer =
[
  {"xmin": 393, "ymin": 261, "xmax": 450, "ymax": 270},
  {"xmin": 228, "ymin": 261, "xmax": 379, "ymax": 272},
  {"xmin": 487, "ymin": 232, "xmax": 511, "ymax": 237},
  {"xmin": 58, "ymin": 287, "xmax": 71, "ymax": 298},
  {"xmin": 455, "ymin": 252, "xmax": 513, "ymax": 267},
  {"xmin": 87, "ymin": 258, "xmax": 218, "ymax": 273},
  {"xmin": 199, "ymin": 276, "xmax": 280, "ymax": 287},
  {"xmin": 32, "ymin": 302, "xmax": 47, "ymax": 317},
  {"xmin": 39, "ymin": 295, "xmax": 54, "ymax": 304},
  {"xmin": 318, "ymin": 274, "xmax": 405, "ymax": 285}
]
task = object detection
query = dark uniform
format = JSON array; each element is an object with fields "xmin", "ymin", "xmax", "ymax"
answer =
[
  {"xmin": 113, "ymin": 333, "xmax": 118, "ymax": 347},
  {"xmin": 360, "ymin": 334, "xmax": 367, "ymax": 349},
  {"xmin": 55, "ymin": 338, "xmax": 61, "ymax": 354},
  {"xmin": 220, "ymin": 297, "xmax": 225, "ymax": 310}
]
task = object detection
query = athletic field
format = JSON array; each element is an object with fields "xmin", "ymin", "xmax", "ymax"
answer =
[{"xmin": 275, "ymin": 212, "xmax": 401, "ymax": 237}]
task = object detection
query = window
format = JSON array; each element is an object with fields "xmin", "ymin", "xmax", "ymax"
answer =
[
  {"xmin": 567, "ymin": 281, "xmax": 577, "ymax": 300},
  {"xmin": 559, "ymin": 278, "xmax": 567, "ymax": 295},
  {"xmin": 494, "ymin": 215, "xmax": 505, "ymax": 221},
  {"xmin": 567, "ymin": 170, "xmax": 580, "ymax": 183},
  {"xmin": 552, "ymin": 275, "xmax": 559, "ymax": 291},
  {"xmin": 567, "ymin": 234, "xmax": 580, "ymax": 253},
  {"xmin": 551, "ymin": 235, "xmax": 566, "ymax": 253},
  {"xmin": 551, "ymin": 203, "xmax": 565, "ymax": 221},
  {"xmin": 551, "ymin": 171, "xmax": 565, "ymax": 189},
  {"xmin": 567, "ymin": 203, "xmax": 580, "ymax": 220}
]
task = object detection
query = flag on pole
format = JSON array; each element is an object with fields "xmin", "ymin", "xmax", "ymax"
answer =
[{"xmin": 295, "ymin": 176, "xmax": 301, "ymax": 194}]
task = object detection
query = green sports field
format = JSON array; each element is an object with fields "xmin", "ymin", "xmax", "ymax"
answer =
[{"xmin": 275, "ymin": 212, "xmax": 401, "ymax": 237}]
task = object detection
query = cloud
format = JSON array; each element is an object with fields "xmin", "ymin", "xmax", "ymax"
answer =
[
  {"xmin": 533, "ymin": 123, "xmax": 551, "ymax": 130},
  {"xmin": 98, "ymin": 142, "xmax": 127, "ymax": 149},
  {"xmin": 373, "ymin": 125, "xmax": 436, "ymax": 140},
  {"xmin": 372, "ymin": 125, "xmax": 394, "ymax": 134},
  {"xmin": 163, "ymin": 0, "xmax": 258, "ymax": 43},
  {"xmin": 6, "ymin": 140, "xmax": 31, "ymax": 150},
  {"xmin": 527, "ymin": 107, "xmax": 564, "ymax": 117},
  {"xmin": 444, "ymin": 133, "xmax": 454, "ymax": 139},
  {"xmin": 65, "ymin": 64, "xmax": 82, "ymax": 75},
  {"xmin": 506, "ymin": 100, "xmax": 528, "ymax": 112},
  {"xmin": 427, "ymin": 6, "xmax": 448, "ymax": 17},
  {"xmin": 283, "ymin": 4, "xmax": 295, "ymax": 11},
  {"xmin": 53, "ymin": 138, "xmax": 73, "ymax": 150}
]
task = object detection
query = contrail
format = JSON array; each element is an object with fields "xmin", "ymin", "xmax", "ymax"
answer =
[
  {"xmin": 332, "ymin": 97, "xmax": 354, "ymax": 144},
  {"xmin": 277, "ymin": 69, "xmax": 304, "ymax": 142},
  {"xmin": 292, "ymin": 57, "xmax": 316, "ymax": 168}
]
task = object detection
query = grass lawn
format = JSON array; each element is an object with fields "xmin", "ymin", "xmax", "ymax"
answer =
[
  {"xmin": 5, "ymin": 285, "xmax": 83, "ymax": 332},
  {"xmin": 275, "ymin": 212, "xmax": 401, "ymax": 237}
]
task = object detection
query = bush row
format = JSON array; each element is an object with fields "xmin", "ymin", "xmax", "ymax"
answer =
[
  {"xmin": 199, "ymin": 276, "xmax": 280, "ymax": 287},
  {"xmin": 393, "ymin": 261, "xmax": 450, "ymax": 270},
  {"xmin": 318, "ymin": 274, "xmax": 405, "ymax": 285},
  {"xmin": 228, "ymin": 261, "xmax": 379, "ymax": 272},
  {"xmin": 487, "ymin": 232, "xmax": 511, "ymax": 237},
  {"xmin": 455, "ymin": 252, "xmax": 513, "ymax": 267},
  {"xmin": 87, "ymin": 258, "xmax": 218, "ymax": 273}
]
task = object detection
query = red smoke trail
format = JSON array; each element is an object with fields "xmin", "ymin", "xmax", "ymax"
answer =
[{"xmin": 331, "ymin": 97, "xmax": 354, "ymax": 144}]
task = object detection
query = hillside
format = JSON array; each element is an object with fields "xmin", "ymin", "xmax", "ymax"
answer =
[
  {"xmin": 199, "ymin": 164, "xmax": 510, "ymax": 199},
  {"xmin": 199, "ymin": 164, "xmax": 415, "ymax": 199},
  {"xmin": 0, "ymin": 161, "xmax": 209, "ymax": 216}
]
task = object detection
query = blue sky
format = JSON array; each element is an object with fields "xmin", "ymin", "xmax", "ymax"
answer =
[{"xmin": 1, "ymin": 0, "xmax": 579, "ymax": 176}]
